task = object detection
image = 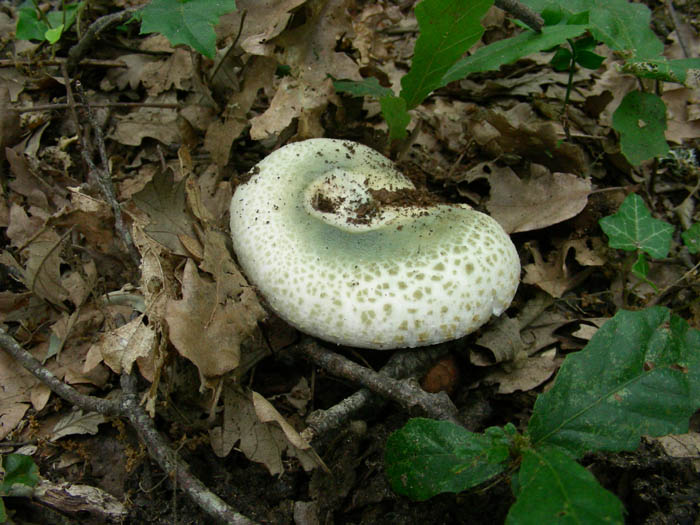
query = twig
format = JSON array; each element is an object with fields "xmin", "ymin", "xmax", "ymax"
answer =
[
  {"xmin": 62, "ymin": 63, "xmax": 140, "ymax": 265},
  {"xmin": 0, "ymin": 329, "xmax": 120, "ymax": 416},
  {"xmin": 119, "ymin": 373, "xmax": 258, "ymax": 525},
  {"xmin": 16, "ymin": 102, "xmax": 181, "ymax": 113},
  {"xmin": 495, "ymin": 0, "xmax": 543, "ymax": 32},
  {"xmin": 667, "ymin": 1, "xmax": 690, "ymax": 59},
  {"xmin": 66, "ymin": 8, "xmax": 138, "ymax": 73},
  {"xmin": 303, "ymin": 345, "xmax": 451, "ymax": 441},
  {"xmin": 0, "ymin": 328, "xmax": 259, "ymax": 525},
  {"xmin": 0, "ymin": 58, "xmax": 127, "ymax": 68},
  {"xmin": 293, "ymin": 339, "xmax": 460, "ymax": 426}
]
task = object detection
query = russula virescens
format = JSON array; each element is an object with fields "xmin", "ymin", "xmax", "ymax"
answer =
[{"xmin": 230, "ymin": 139, "xmax": 520, "ymax": 350}]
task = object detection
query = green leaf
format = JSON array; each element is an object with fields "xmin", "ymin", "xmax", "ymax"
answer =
[
  {"xmin": 16, "ymin": 7, "xmax": 47, "ymax": 41},
  {"xmin": 333, "ymin": 78, "xmax": 394, "ymax": 99},
  {"xmin": 400, "ymin": 0, "xmax": 494, "ymax": 109},
  {"xmin": 599, "ymin": 193, "xmax": 673, "ymax": 258},
  {"xmin": 45, "ymin": 24, "xmax": 64, "ymax": 44},
  {"xmin": 528, "ymin": 307, "xmax": 700, "ymax": 456},
  {"xmin": 522, "ymin": 0, "xmax": 663, "ymax": 59},
  {"xmin": 0, "ymin": 454, "xmax": 39, "ymax": 495},
  {"xmin": 575, "ymin": 49, "xmax": 605, "ymax": 69},
  {"xmin": 507, "ymin": 446, "xmax": 624, "ymax": 525},
  {"xmin": 385, "ymin": 418, "xmax": 510, "ymax": 501},
  {"xmin": 441, "ymin": 25, "xmax": 588, "ymax": 85},
  {"xmin": 622, "ymin": 58, "xmax": 700, "ymax": 88},
  {"xmin": 380, "ymin": 95, "xmax": 411, "ymax": 140},
  {"xmin": 631, "ymin": 252, "xmax": 659, "ymax": 292},
  {"xmin": 16, "ymin": 2, "xmax": 83, "ymax": 42},
  {"xmin": 0, "ymin": 498, "xmax": 5, "ymax": 522},
  {"xmin": 550, "ymin": 46, "xmax": 572, "ymax": 71},
  {"xmin": 136, "ymin": 0, "xmax": 237, "ymax": 58},
  {"xmin": 612, "ymin": 91, "xmax": 669, "ymax": 166},
  {"xmin": 682, "ymin": 223, "xmax": 700, "ymax": 254}
]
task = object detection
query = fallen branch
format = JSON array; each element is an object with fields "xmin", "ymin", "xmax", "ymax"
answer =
[
  {"xmin": 293, "ymin": 339, "xmax": 460, "ymax": 428},
  {"xmin": 62, "ymin": 63, "xmax": 141, "ymax": 266},
  {"xmin": 302, "ymin": 345, "xmax": 451, "ymax": 441},
  {"xmin": 0, "ymin": 328, "xmax": 259, "ymax": 525}
]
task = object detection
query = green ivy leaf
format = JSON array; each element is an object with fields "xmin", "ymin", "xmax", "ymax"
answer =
[
  {"xmin": 599, "ymin": 193, "xmax": 673, "ymax": 258},
  {"xmin": 385, "ymin": 418, "xmax": 510, "ymax": 501},
  {"xmin": 528, "ymin": 307, "xmax": 700, "ymax": 456},
  {"xmin": 507, "ymin": 446, "xmax": 624, "ymax": 524},
  {"xmin": 441, "ymin": 25, "xmax": 588, "ymax": 85},
  {"xmin": 682, "ymin": 223, "xmax": 700, "ymax": 254},
  {"xmin": 333, "ymin": 77, "xmax": 394, "ymax": 99},
  {"xmin": 0, "ymin": 454, "xmax": 39, "ymax": 495},
  {"xmin": 136, "ymin": 0, "xmax": 237, "ymax": 58},
  {"xmin": 400, "ymin": 0, "xmax": 494, "ymax": 110},
  {"xmin": 612, "ymin": 90, "xmax": 669, "ymax": 165}
]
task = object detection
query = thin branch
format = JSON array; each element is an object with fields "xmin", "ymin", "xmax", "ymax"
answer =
[
  {"xmin": 66, "ymin": 8, "xmax": 138, "ymax": 73},
  {"xmin": 119, "ymin": 373, "xmax": 259, "ymax": 525},
  {"xmin": 293, "ymin": 339, "xmax": 460, "ymax": 426},
  {"xmin": 0, "ymin": 329, "xmax": 259, "ymax": 525},
  {"xmin": 62, "ymin": 63, "xmax": 140, "ymax": 266},
  {"xmin": 0, "ymin": 329, "xmax": 120, "ymax": 416},
  {"xmin": 303, "ymin": 345, "xmax": 451, "ymax": 441},
  {"xmin": 16, "ymin": 102, "xmax": 181, "ymax": 113},
  {"xmin": 0, "ymin": 58, "xmax": 127, "ymax": 68},
  {"xmin": 495, "ymin": 0, "xmax": 544, "ymax": 32}
]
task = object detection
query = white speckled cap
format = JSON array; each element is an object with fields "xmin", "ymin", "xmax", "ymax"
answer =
[{"xmin": 230, "ymin": 139, "xmax": 520, "ymax": 350}]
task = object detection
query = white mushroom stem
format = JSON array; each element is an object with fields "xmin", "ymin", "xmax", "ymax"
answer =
[{"xmin": 230, "ymin": 139, "xmax": 520, "ymax": 350}]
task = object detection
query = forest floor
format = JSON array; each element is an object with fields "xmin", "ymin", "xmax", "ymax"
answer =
[{"xmin": 0, "ymin": 0, "xmax": 699, "ymax": 523}]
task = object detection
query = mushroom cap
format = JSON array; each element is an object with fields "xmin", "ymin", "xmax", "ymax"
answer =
[{"xmin": 230, "ymin": 139, "xmax": 520, "ymax": 350}]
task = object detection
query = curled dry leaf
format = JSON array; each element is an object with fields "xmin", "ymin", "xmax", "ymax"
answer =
[{"xmin": 210, "ymin": 385, "xmax": 323, "ymax": 475}]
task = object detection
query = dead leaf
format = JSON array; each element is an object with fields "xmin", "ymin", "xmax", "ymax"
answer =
[
  {"xmin": 204, "ymin": 56, "xmax": 277, "ymax": 166},
  {"xmin": 479, "ymin": 163, "xmax": 592, "ymax": 233},
  {"xmin": 469, "ymin": 103, "xmax": 586, "ymax": 174},
  {"xmin": 0, "ymin": 347, "xmax": 39, "ymax": 440},
  {"xmin": 474, "ymin": 316, "xmax": 524, "ymax": 364},
  {"xmin": 110, "ymin": 94, "xmax": 180, "ymax": 147},
  {"xmin": 483, "ymin": 350, "xmax": 561, "ymax": 394},
  {"xmin": 86, "ymin": 315, "xmax": 156, "ymax": 376},
  {"xmin": 165, "ymin": 259, "xmax": 263, "ymax": 383},
  {"xmin": 250, "ymin": 77, "xmax": 335, "ymax": 140},
  {"xmin": 140, "ymin": 48, "xmax": 194, "ymax": 96},
  {"xmin": 50, "ymin": 410, "xmax": 108, "ymax": 441},
  {"xmin": 210, "ymin": 385, "xmax": 323, "ymax": 475},
  {"xmin": 216, "ymin": 0, "xmax": 308, "ymax": 57},
  {"xmin": 656, "ymin": 433, "xmax": 700, "ymax": 472},
  {"xmin": 132, "ymin": 169, "xmax": 197, "ymax": 255}
]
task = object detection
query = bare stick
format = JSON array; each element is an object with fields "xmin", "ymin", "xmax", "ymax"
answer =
[
  {"xmin": 495, "ymin": 0, "xmax": 544, "ymax": 32},
  {"xmin": 119, "ymin": 373, "xmax": 258, "ymax": 525},
  {"xmin": 66, "ymin": 9, "xmax": 138, "ymax": 72},
  {"xmin": 0, "ymin": 58, "xmax": 127, "ymax": 68},
  {"xmin": 62, "ymin": 63, "xmax": 140, "ymax": 265},
  {"xmin": 17, "ymin": 102, "xmax": 181, "ymax": 113},
  {"xmin": 0, "ymin": 329, "xmax": 120, "ymax": 416},
  {"xmin": 294, "ymin": 339, "xmax": 460, "ymax": 425},
  {"xmin": 0, "ymin": 329, "xmax": 259, "ymax": 525},
  {"xmin": 303, "ymin": 345, "xmax": 450, "ymax": 440}
]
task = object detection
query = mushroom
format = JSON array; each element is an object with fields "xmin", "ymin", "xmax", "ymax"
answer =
[{"xmin": 229, "ymin": 139, "xmax": 520, "ymax": 350}]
